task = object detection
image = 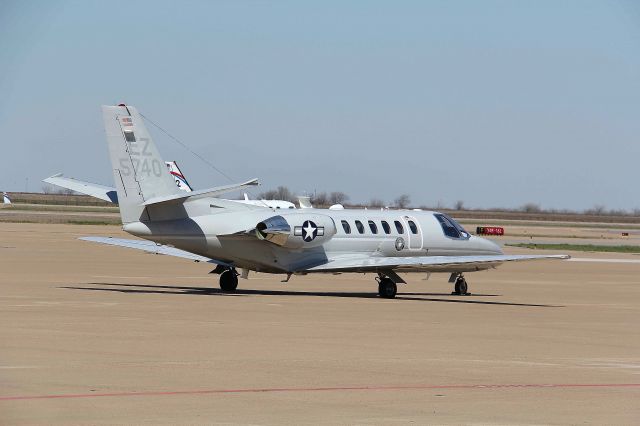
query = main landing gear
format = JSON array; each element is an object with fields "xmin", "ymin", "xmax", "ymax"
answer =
[
  {"xmin": 451, "ymin": 273, "xmax": 470, "ymax": 296},
  {"xmin": 219, "ymin": 268, "xmax": 239, "ymax": 292},
  {"xmin": 376, "ymin": 273, "xmax": 398, "ymax": 299},
  {"xmin": 210, "ymin": 265, "xmax": 239, "ymax": 292}
]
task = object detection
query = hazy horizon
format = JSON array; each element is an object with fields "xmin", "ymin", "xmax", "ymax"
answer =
[{"xmin": 1, "ymin": 1, "xmax": 639, "ymax": 211}]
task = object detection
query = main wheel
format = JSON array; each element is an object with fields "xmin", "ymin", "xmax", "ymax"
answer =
[
  {"xmin": 219, "ymin": 269, "xmax": 238, "ymax": 292},
  {"xmin": 378, "ymin": 278, "xmax": 397, "ymax": 299},
  {"xmin": 454, "ymin": 278, "xmax": 468, "ymax": 295}
]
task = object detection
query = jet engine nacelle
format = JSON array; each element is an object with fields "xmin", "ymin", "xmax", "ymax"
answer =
[{"xmin": 256, "ymin": 214, "xmax": 337, "ymax": 249}]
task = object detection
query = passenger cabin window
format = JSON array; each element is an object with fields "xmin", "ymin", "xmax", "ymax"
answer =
[
  {"xmin": 341, "ymin": 220, "xmax": 351, "ymax": 234},
  {"xmin": 355, "ymin": 220, "xmax": 365, "ymax": 234},
  {"xmin": 434, "ymin": 213, "xmax": 470, "ymax": 239},
  {"xmin": 368, "ymin": 220, "xmax": 378, "ymax": 234},
  {"xmin": 381, "ymin": 221, "xmax": 391, "ymax": 234},
  {"xmin": 408, "ymin": 220, "xmax": 418, "ymax": 235},
  {"xmin": 394, "ymin": 220, "xmax": 404, "ymax": 234}
]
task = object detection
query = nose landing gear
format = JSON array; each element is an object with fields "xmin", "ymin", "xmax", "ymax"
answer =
[{"xmin": 451, "ymin": 273, "xmax": 470, "ymax": 296}]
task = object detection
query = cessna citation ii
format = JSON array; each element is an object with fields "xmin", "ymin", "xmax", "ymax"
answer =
[{"xmin": 76, "ymin": 104, "xmax": 568, "ymax": 299}]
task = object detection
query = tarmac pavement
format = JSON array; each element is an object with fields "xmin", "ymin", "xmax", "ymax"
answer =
[{"xmin": 1, "ymin": 223, "xmax": 639, "ymax": 425}]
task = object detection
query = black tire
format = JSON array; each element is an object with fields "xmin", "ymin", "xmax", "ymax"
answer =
[
  {"xmin": 219, "ymin": 269, "xmax": 238, "ymax": 292},
  {"xmin": 454, "ymin": 278, "xmax": 468, "ymax": 295},
  {"xmin": 459, "ymin": 279, "xmax": 468, "ymax": 295},
  {"xmin": 378, "ymin": 279, "xmax": 397, "ymax": 299}
]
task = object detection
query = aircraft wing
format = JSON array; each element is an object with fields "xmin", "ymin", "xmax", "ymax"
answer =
[
  {"xmin": 305, "ymin": 254, "xmax": 570, "ymax": 273},
  {"xmin": 79, "ymin": 236, "xmax": 231, "ymax": 266},
  {"xmin": 44, "ymin": 174, "xmax": 118, "ymax": 203},
  {"xmin": 142, "ymin": 178, "xmax": 259, "ymax": 206}
]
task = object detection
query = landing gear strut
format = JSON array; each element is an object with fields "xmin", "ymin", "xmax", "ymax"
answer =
[
  {"xmin": 219, "ymin": 268, "xmax": 239, "ymax": 292},
  {"xmin": 376, "ymin": 274, "xmax": 397, "ymax": 299},
  {"xmin": 452, "ymin": 274, "xmax": 469, "ymax": 296}
]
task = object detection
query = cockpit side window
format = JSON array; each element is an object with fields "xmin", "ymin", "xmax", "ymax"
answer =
[
  {"xmin": 341, "ymin": 220, "xmax": 351, "ymax": 234},
  {"xmin": 355, "ymin": 220, "xmax": 365, "ymax": 234},
  {"xmin": 368, "ymin": 220, "xmax": 378, "ymax": 234},
  {"xmin": 394, "ymin": 220, "xmax": 404, "ymax": 234},
  {"xmin": 434, "ymin": 213, "xmax": 470, "ymax": 239}
]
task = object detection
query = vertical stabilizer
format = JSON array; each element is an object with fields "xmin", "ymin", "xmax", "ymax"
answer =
[
  {"xmin": 2, "ymin": 192, "xmax": 11, "ymax": 204},
  {"xmin": 165, "ymin": 161, "xmax": 193, "ymax": 192},
  {"xmin": 102, "ymin": 105, "xmax": 181, "ymax": 223},
  {"xmin": 298, "ymin": 195, "xmax": 313, "ymax": 209}
]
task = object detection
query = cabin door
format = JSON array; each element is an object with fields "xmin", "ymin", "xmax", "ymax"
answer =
[{"xmin": 402, "ymin": 215, "xmax": 423, "ymax": 250}]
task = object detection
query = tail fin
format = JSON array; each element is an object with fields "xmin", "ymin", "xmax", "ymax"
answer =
[
  {"xmin": 165, "ymin": 161, "xmax": 193, "ymax": 192},
  {"xmin": 297, "ymin": 195, "xmax": 313, "ymax": 209},
  {"xmin": 102, "ymin": 105, "xmax": 181, "ymax": 223}
]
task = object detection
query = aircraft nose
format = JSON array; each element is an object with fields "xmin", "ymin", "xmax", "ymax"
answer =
[{"xmin": 474, "ymin": 236, "xmax": 503, "ymax": 255}]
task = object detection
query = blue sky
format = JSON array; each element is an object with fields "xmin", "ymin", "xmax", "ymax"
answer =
[{"xmin": 1, "ymin": 1, "xmax": 639, "ymax": 210}]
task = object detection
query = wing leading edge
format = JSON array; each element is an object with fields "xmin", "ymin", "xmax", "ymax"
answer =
[{"xmin": 305, "ymin": 254, "xmax": 570, "ymax": 273}]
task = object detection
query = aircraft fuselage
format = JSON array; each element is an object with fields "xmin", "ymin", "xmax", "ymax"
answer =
[{"xmin": 123, "ymin": 206, "xmax": 502, "ymax": 274}]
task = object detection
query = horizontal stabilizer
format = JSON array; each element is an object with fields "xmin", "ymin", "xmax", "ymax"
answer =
[
  {"xmin": 79, "ymin": 236, "xmax": 231, "ymax": 266},
  {"xmin": 306, "ymin": 254, "xmax": 570, "ymax": 273},
  {"xmin": 142, "ymin": 178, "xmax": 259, "ymax": 206},
  {"xmin": 44, "ymin": 174, "xmax": 118, "ymax": 203}
]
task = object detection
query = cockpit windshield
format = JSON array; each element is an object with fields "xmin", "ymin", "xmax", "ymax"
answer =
[{"xmin": 434, "ymin": 213, "xmax": 470, "ymax": 240}]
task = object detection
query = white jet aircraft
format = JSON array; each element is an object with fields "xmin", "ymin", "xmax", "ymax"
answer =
[
  {"xmin": 238, "ymin": 193, "xmax": 296, "ymax": 210},
  {"xmin": 68, "ymin": 105, "xmax": 569, "ymax": 298}
]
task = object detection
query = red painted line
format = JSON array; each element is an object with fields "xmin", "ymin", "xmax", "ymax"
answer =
[{"xmin": 1, "ymin": 383, "xmax": 639, "ymax": 402}]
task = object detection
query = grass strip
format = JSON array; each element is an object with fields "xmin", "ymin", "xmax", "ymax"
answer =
[
  {"xmin": 459, "ymin": 219, "xmax": 640, "ymax": 230},
  {"xmin": 3, "ymin": 204, "xmax": 119, "ymax": 213},
  {"xmin": 506, "ymin": 243, "xmax": 640, "ymax": 253}
]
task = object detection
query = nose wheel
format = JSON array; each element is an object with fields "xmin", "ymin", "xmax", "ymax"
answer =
[
  {"xmin": 219, "ymin": 268, "xmax": 239, "ymax": 292},
  {"xmin": 452, "ymin": 275, "xmax": 469, "ymax": 296}
]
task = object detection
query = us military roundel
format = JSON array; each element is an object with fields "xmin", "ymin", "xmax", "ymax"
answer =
[{"xmin": 302, "ymin": 220, "xmax": 318, "ymax": 242}]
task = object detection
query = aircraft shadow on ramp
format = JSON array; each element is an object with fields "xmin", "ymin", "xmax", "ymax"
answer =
[{"xmin": 60, "ymin": 283, "xmax": 563, "ymax": 308}]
